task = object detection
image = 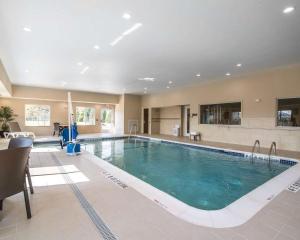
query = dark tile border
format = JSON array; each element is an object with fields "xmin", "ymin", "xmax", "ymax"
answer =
[{"xmin": 35, "ymin": 135, "xmax": 297, "ymax": 167}]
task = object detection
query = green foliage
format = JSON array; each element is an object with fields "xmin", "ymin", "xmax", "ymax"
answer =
[
  {"xmin": 101, "ymin": 109, "xmax": 112, "ymax": 123},
  {"xmin": 0, "ymin": 106, "xmax": 16, "ymax": 131}
]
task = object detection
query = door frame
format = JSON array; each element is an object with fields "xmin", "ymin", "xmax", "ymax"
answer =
[
  {"xmin": 143, "ymin": 108, "xmax": 149, "ymax": 134},
  {"xmin": 183, "ymin": 105, "xmax": 190, "ymax": 136}
]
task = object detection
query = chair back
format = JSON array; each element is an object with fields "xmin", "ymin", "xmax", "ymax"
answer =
[
  {"xmin": 0, "ymin": 147, "xmax": 32, "ymax": 200},
  {"xmin": 53, "ymin": 122, "xmax": 60, "ymax": 131},
  {"xmin": 8, "ymin": 122, "xmax": 22, "ymax": 132},
  {"xmin": 8, "ymin": 137, "xmax": 33, "ymax": 149}
]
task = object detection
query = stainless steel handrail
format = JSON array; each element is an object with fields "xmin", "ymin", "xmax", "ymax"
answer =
[
  {"xmin": 128, "ymin": 124, "xmax": 137, "ymax": 139},
  {"xmin": 251, "ymin": 140, "xmax": 260, "ymax": 162},
  {"xmin": 268, "ymin": 142, "xmax": 277, "ymax": 166}
]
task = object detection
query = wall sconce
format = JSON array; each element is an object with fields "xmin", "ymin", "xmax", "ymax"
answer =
[{"xmin": 255, "ymin": 98, "xmax": 261, "ymax": 103}]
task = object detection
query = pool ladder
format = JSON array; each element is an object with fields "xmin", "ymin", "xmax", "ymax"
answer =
[
  {"xmin": 251, "ymin": 140, "xmax": 260, "ymax": 162},
  {"xmin": 268, "ymin": 142, "xmax": 277, "ymax": 166},
  {"xmin": 128, "ymin": 124, "xmax": 137, "ymax": 140},
  {"xmin": 251, "ymin": 140, "xmax": 277, "ymax": 166}
]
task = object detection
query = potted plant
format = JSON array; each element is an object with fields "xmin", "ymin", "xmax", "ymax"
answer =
[{"xmin": 0, "ymin": 106, "xmax": 16, "ymax": 138}]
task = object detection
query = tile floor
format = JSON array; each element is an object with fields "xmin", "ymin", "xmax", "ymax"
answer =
[{"xmin": 0, "ymin": 135, "xmax": 300, "ymax": 240}]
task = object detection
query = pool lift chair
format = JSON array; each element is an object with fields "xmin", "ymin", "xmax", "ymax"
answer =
[{"xmin": 60, "ymin": 92, "xmax": 81, "ymax": 155}]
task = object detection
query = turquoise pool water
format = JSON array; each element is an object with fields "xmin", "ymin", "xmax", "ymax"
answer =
[{"xmin": 83, "ymin": 138, "xmax": 289, "ymax": 210}]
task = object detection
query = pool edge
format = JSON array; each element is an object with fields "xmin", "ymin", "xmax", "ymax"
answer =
[{"xmin": 81, "ymin": 136, "xmax": 300, "ymax": 228}]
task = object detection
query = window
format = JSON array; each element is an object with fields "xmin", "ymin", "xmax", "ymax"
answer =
[
  {"xmin": 277, "ymin": 98, "xmax": 300, "ymax": 127},
  {"xmin": 200, "ymin": 102, "xmax": 241, "ymax": 125},
  {"xmin": 25, "ymin": 104, "xmax": 50, "ymax": 126},
  {"xmin": 101, "ymin": 107, "xmax": 114, "ymax": 131},
  {"xmin": 76, "ymin": 107, "xmax": 95, "ymax": 125}
]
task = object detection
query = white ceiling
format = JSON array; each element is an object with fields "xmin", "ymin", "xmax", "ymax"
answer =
[{"xmin": 0, "ymin": 0, "xmax": 299, "ymax": 95}]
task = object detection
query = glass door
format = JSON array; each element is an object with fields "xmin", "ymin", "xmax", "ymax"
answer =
[{"xmin": 100, "ymin": 107, "xmax": 114, "ymax": 132}]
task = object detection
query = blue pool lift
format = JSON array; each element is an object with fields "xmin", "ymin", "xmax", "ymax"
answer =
[{"xmin": 60, "ymin": 92, "xmax": 80, "ymax": 155}]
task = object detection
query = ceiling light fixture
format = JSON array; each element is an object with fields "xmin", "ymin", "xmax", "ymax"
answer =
[
  {"xmin": 166, "ymin": 86, "xmax": 170, "ymax": 89},
  {"xmin": 123, "ymin": 13, "xmax": 131, "ymax": 20},
  {"xmin": 80, "ymin": 66, "xmax": 90, "ymax": 74},
  {"xmin": 226, "ymin": 72, "xmax": 231, "ymax": 76},
  {"xmin": 61, "ymin": 81, "xmax": 67, "ymax": 86},
  {"xmin": 138, "ymin": 77, "xmax": 155, "ymax": 82},
  {"xmin": 25, "ymin": 69, "xmax": 29, "ymax": 73},
  {"xmin": 144, "ymin": 87, "xmax": 147, "ymax": 90},
  {"xmin": 122, "ymin": 23, "xmax": 142, "ymax": 36},
  {"xmin": 169, "ymin": 81, "xmax": 173, "ymax": 84},
  {"xmin": 110, "ymin": 22, "xmax": 143, "ymax": 47},
  {"xmin": 77, "ymin": 62, "xmax": 83, "ymax": 66},
  {"xmin": 23, "ymin": 27, "xmax": 32, "ymax": 32},
  {"xmin": 110, "ymin": 36, "xmax": 124, "ymax": 46},
  {"xmin": 283, "ymin": 6, "xmax": 295, "ymax": 14},
  {"xmin": 196, "ymin": 74, "xmax": 201, "ymax": 77},
  {"xmin": 93, "ymin": 45, "xmax": 100, "ymax": 50},
  {"xmin": 236, "ymin": 63, "xmax": 242, "ymax": 67}
]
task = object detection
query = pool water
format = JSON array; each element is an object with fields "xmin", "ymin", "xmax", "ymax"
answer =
[{"xmin": 83, "ymin": 138, "xmax": 290, "ymax": 210}]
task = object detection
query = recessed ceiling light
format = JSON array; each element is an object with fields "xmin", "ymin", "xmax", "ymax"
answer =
[
  {"xmin": 138, "ymin": 77, "xmax": 155, "ymax": 82},
  {"xmin": 144, "ymin": 87, "xmax": 147, "ymax": 90},
  {"xmin": 169, "ymin": 81, "xmax": 173, "ymax": 84},
  {"xmin": 123, "ymin": 23, "xmax": 142, "ymax": 36},
  {"xmin": 122, "ymin": 13, "xmax": 131, "ymax": 20},
  {"xmin": 61, "ymin": 81, "xmax": 67, "ymax": 86},
  {"xmin": 283, "ymin": 6, "xmax": 295, "ymax": 14},
  {"xmin": 196, "ymin": 74, "xmax": 201, "ymax": 77},
  {"xmin": 77, "ymin": 62, "xmax": 83, "ymax": 66},
  {"xmin": 166, "ymin": 86, "xmax": 170, "ymax": 89},
  {"xmin": 93, "ymin": 45, "xmax": 100, "ymax": 50},
  {"xmin": 25, "ymin": 69, "xmax": 29, "ymax": 73},
  {"xmin": 80, "ymin": 66, "xmax": 90, "ymax": 74},
  {"xmin": 23, "ymin": 27, "xmax": 32, "ymax": 32},
  {"xmin": 226, "ymin": 72, "xmax": 231, "ymax": 76},
  {"xmin": 236, "ymin": 63, "xmax": 242, "ymax": 67}
]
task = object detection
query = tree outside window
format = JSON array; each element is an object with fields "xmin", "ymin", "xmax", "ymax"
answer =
[
  {"xmin": 25, "ymin": 104, "xmax": 50, "ymax": 126},
  {"xmin": 76, "ymin": 107, "xmax": 95, "ymax": 125},
  {"xmin": 101, "ymin": 108, "xmax": 114, "ymax": 131}
]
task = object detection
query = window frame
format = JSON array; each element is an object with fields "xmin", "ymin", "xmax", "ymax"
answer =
[
  {"xmin": 75, "ymin": 106, "xmax": 96, "ymax": 126},
  {"xmin": 25, "ymin": 104, "xmax": 51, "ymax": 127},
  {"xmin": 275, "ymin": 97, "xmax": 300, "ymax": 129},
  {"xmin": 198, "ymin": 101, "xmax": 243, "ymax": 126}
]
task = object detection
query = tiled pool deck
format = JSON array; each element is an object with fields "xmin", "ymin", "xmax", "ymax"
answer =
[{"xmin": 0, "ymin": 134, "xmax": 300, "ymax": 240}]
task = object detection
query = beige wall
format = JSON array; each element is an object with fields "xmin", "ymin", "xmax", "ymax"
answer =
[
  {"xmin": 123, "ymin": 94, "xmax": 141, "ymax": 134},
  {"xmin": 159, "ymin": 106, "xmax": 181, "ymax": 135},
  {"xmin": 145, "ymin": 106, "xmax": 181, "ymax": 135},
  {"xmin": 12, "ymin": 85, "xmax": 119, "ymax": 104},
  {"xmin": 0, "ymin": 97, "xmax": 113, "ymax": 135},
  {"xmin": 0, "ymin": 60, "xmax": 12, "ymax": 97},
  {"xmin": 0, "ymin": 85, "xmax": 120, "ymax": 136},
  {"xmin": 0, "ymin": 85, "xmax": 141, "ymax": 136},
  {"xmin": 151, "ymin": 108, "xmax": 160, "ymax": 134},
  {"xmin": 141, "ymin": 64, "xmax": 300, "ymax": 151}
]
